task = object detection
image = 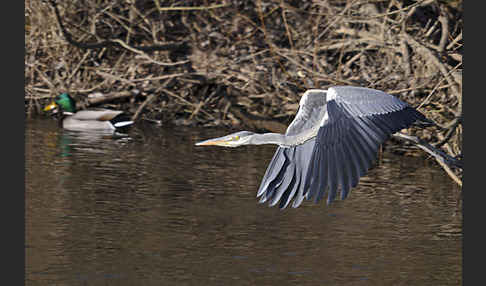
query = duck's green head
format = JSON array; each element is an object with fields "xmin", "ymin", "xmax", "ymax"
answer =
[{"xmin": 44, "ymin": 93, "xmax": 76, "ymax": 113}]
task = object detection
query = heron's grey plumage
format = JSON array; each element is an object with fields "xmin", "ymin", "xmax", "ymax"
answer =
[
  {"xmin": 254, "ymin": 86, "xmax": 429, "ymax": 208},
  {"xmin": 196, "ymin": 86, "xmax": 431, "ymax": 209},
  {"xmin": 257, "ymin": 138, "xmax": 316, "ymax": 208}
]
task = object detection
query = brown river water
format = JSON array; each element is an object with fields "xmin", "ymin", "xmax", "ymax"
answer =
[{"xmin": 26, "ymin": 119, "xmax": 461, "ymax": 285}]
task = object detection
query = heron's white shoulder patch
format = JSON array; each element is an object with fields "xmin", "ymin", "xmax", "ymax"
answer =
[
  {"xmin": 326, "ymin": 87, "xmax": 337, "ymax": 101},
  {"xmin": 300, "ymin": 89, "xmax": 327, "ymax": 106},
  {"xmin": 319, "ymin": 110, "xmax": 329, "ymax": 127}
]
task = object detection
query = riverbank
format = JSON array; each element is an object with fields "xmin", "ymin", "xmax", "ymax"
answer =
[{"xmin": 25, "ymin": 0, "xmax": 462, "ymax": 163}]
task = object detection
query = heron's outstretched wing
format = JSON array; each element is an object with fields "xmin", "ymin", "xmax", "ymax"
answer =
[
  {"xmin": 257, "ymin": 86, "xmax": 428, "ymax": 208},
  {"xmin": 256, "ymin": 138, "xmax": 316, "ymax": 209},
  {"xmin": 256, "ymin": 90, "xmax": 327, "ymax": 208},
  {"xmin": 303, "ymin": 86, "xmax": 428, "ymax": 204}
]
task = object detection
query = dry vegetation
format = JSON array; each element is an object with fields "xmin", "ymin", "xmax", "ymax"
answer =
[{"xmin": 25, "ymin": 0, "xmax": 462, "ymax": 182}]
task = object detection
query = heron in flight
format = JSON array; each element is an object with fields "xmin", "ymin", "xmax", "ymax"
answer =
[{"xmin": 196, "ymin": 86, "xmax": 431, "ymax": 209}]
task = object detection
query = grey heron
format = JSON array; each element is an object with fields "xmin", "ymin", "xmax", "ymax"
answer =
[{"xmin": 196, "ymin": 86, "xmax": 431, "ymax": 209}]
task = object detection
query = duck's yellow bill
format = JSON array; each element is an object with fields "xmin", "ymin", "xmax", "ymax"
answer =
[{"xmin": 43, "ymin": 101, "xmax": 58, "ymax": 112}]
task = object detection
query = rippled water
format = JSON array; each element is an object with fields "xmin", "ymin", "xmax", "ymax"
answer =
[{"xmin": 26, "ymin": 119, "xmax": 462, "ymax": 285}]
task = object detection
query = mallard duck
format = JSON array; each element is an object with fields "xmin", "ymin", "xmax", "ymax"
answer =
[{"xmin": 43, "ymin": 93, "xmax": 134, "ymax": 131}]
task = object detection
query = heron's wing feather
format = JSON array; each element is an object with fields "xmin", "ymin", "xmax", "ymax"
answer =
[
  {"xmin": 331, "ymin": 86, "xmax": 428, "ymax": 121},
  {"xmin": 257, "ymin": 138, "xmax": 316, "ymax": 209},
  {"xmin": 303, "ymin": 93, "xmax": 426, "ymax": 204}
]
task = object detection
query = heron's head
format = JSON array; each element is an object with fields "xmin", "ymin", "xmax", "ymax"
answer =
[{"xmin": 195, "ymin": 131, "xmax": 256, "ymax": 147}]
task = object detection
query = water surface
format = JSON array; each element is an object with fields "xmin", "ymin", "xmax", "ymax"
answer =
[{"xmin": 26, "ymin": 119, "xmax": 462, "ymax": 285}]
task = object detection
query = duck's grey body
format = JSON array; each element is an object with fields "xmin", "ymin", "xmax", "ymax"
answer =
[{"xmin": 61, "ymin": 109, "xmax": 128, "ymax": 131}]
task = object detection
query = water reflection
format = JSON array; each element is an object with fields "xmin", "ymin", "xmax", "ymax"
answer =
[{"xmin": 26, "ymin": 119, "xmax": 461, "ymax": 285}]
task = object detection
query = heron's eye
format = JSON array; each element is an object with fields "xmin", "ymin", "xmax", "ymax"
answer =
[{"xmin": 234, "ymin": 136, "xmax": 240, "ymax": 140}]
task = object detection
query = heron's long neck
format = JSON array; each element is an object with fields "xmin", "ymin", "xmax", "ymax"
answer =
[
  {"xmin": 249, "ymin": 133, "xmax": 303, "ymax": 147},
  {"xmin": 249, "ymin": 133, "xmax": 286, "ymax": 146},
  {"xmin": 249, "ymin": 130, "xmax": 316, "ymax": 147}
]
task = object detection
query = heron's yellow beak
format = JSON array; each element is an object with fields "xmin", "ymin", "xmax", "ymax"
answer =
[
  {"xmin": 195, "ymin": 138, "xmax": 229, "ymax": 146},
  {"xmin": 43, "ymin": 101, "xmax": 58, "ymax": 112}
]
